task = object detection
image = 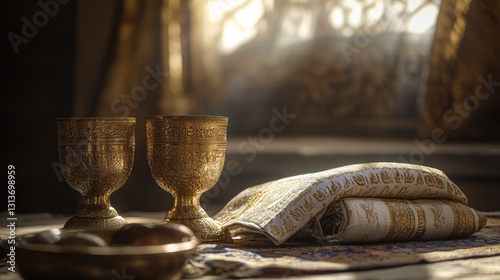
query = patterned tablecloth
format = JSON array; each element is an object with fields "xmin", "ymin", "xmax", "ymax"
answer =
[{"xmin": 1, "ymin": 211, "xmax": 500, "ymax": 279}]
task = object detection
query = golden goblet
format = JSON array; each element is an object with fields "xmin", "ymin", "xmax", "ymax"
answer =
[
  {"xmin": 57, "ymin": 117, "xmax": 135, "ymax": 229},
  {"xmin": 146, "ymin": 115, "xmax": 230, "ymax": 242}
]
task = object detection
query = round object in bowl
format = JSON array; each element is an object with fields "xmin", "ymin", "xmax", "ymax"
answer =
[
  {"xmin": 131, "ymin": 223, "xmax": 194, "ymax": 246},
  {"xmin": 29, "ymin": 228, "xmax": 61, "ymax": 245},
  {"xmin": 16, "ymin": 223, "xmax": 198, "ymax": 280},
  {"xmin": 56, "ymin": 232, "xmax": 108, "ymax": 247},
  {"xmin": 110, "ymin": 223, "xmax": 154, "ymax": 245}
]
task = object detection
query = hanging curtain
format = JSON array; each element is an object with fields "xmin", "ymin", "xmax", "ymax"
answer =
[
  {"xmin": 72, "ymin": 0, "xmax": 190, "ymax": 212},
  {"xmin": 95, "ymin": 0, "xmax": 163, "ymax": 117},
  {"xmin": 74, "ymin": 0, "xmax": 189, "ymax": 118},
  {"xmin": 419, "ymin": 0, "xmax": 500, "ymax": 140}
]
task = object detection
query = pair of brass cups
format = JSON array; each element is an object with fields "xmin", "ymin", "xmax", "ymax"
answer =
[{"xmin": 57, "ymin": 116, "xmax": 229, "ymax": 242}]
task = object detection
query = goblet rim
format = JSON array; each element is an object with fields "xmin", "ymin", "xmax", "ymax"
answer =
[
  {"xmin": 57, "ymin": 117, "xmax": 136, "ymax": 122},
  {"xmin": 146, "ymin": 115, "xmax": 228, "ymax": 122}
]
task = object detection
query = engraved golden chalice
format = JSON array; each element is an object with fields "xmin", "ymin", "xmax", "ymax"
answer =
[
  {"xmin": 57, "ymin": 117, "xmax": 135, "ymax": 229},
  {"xmin": 146, "ymin": 115, "xmax": 230, "ymax": 242}
]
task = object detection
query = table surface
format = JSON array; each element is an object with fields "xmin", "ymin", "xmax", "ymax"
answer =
[{"xmin": 2, "ymin": 212, "xmax": 500, "ymax": 280}]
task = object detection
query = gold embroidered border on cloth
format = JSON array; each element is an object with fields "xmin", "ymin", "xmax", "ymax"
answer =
[{"xmin": 214, "ymin": 162, "xmax": 486, "ymax": 245}]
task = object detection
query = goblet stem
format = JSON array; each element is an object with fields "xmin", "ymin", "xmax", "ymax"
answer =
[
  {"xmin": 82, "ymin": 193, "xmax": 111, "ymax": 210},
  {"xmin": 63, "ymin": 193, "xmax": 127, "ymax": 230},
  {"xmin": 164, "ymin": 193, "xmax": 230, "ymax": 242},
  {"xmin": 165, "ymin": 193, "xmax": 208, "ymax": 220}
]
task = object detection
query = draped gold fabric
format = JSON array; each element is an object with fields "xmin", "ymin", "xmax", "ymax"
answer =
[
  {"xmin": 96, "ymin": 0, "xmax": 162, "ymax": 116},
  {"xmin": 419, "ymin": 0, "xmax": 500, "ymax": 140},
  {"xmin": 94, "ymin": 0, "xmax": 189, "ymax": 117}
]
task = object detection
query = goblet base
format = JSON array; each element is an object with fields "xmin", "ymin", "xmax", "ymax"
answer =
[
  {"xmin": 163, "ymin": 217, "xmax": 231, "ymax": 242},
  {"xmin": 63, "ymin": 207, "xmax": 127, "ymax": 230}
]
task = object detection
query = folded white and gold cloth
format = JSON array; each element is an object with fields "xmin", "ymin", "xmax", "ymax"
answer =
[{"xmin": 214, "ymin": 162, "xmax": 486, "ymax": 245}]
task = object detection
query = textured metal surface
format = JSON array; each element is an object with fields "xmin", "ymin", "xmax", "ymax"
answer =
[
  {"xmin": 57, "ymin": 117, "xmax": 136, "ymax": 229},
  {"xmin": 16, "ymin": 223, "xmax": 197, "ymax": 280},
  {"xmin": 146, "ymin": 115, "xmax": 230, "ymax": 242}
]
